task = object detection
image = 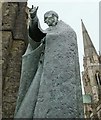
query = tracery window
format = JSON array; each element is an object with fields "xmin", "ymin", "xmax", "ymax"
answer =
[{"xmin": 95, "ymin": 71, "xmax": 101, "ymax": 86}]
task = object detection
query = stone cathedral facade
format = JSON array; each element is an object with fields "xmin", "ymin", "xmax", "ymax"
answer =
[{"xmin": 81, "ymin": 20, "xmax": 101, "ymax": 118}]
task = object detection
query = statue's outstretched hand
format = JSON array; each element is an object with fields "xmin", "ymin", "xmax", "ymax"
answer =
[{"xmin": 29, "ymin": 5, "xmax": 38, "ymax": 19}]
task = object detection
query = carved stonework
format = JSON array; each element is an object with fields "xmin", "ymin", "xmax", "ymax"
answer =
[{"xmin": 2, "ymin": 2, "xmax": 27, "ymax": 118}]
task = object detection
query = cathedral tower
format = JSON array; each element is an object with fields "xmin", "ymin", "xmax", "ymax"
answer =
[{"xmin": 81, "ymin": 20, "xmax": 101, "ymax": 118}]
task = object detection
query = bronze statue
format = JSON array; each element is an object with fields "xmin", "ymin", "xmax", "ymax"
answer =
[{"xmin": 14, "ymin": 6, "xmax": 83, "ymax": 118}]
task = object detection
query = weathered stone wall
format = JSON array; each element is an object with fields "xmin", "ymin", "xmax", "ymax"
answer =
[{"xmin": 2, "ymin": 2, "xmax": 27, "ymax": 118}]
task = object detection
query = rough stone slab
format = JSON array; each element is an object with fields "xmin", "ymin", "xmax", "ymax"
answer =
[
  {"xmin": 2, "ymin": 40, "xmax": 26, "ymax": 118},
  {"xmin": 2, "ymin": 31, "xmax": 13, "ymax": 84},
  {"xmin": 3, "ymin": 102, "xmax": 16, "ymax": 118},
  {"xmin": 2, "ymin": 3, "xmax": 18, "ymax": 31},
  {"xmin": 13, "ymin": 2, "xmax": 28, "ymax": 41}
]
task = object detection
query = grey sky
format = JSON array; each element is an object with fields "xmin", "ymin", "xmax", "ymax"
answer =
[{"xmin": 27, "ymin": 0, "xmax": 100, "ymax": 93}]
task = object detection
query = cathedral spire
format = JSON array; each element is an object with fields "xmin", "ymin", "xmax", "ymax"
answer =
[{"xmin": 81, "ymin": 19, "xmax": 98, "ymax": 57}]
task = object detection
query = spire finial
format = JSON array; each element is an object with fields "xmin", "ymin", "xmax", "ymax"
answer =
[{"xmin": 81, "ymin": 20, "xmax": 98, "ymax": 57}]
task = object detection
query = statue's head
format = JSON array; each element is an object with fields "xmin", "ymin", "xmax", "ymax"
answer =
[{"xmin": 44, "ymin": 11, "xmax": 59, "ymax": 27}]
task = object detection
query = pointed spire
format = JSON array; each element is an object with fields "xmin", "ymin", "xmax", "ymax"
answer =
[{"xmin": 81, "ymin": 19, "xmax": 98, "ymax": 57}]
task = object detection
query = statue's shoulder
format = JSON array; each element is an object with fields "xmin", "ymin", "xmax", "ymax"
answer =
[{"xmin": 58, "ymin": 20, "xmax": 76, "ymax": 35}]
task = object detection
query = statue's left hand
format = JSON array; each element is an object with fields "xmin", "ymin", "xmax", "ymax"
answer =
[{"xmin": 29, "ymin": 5, "xmax": 38, "ymax": 19}]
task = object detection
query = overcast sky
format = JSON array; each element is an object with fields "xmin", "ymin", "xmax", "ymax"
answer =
[{"xmin": 27, "ymin": 0, "xmax": 100, "ymax": 93}]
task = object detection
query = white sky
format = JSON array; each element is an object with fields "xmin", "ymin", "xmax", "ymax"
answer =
[{"xmin": 27, "ymin": 0, "xmax": 100, "ymax": 93}]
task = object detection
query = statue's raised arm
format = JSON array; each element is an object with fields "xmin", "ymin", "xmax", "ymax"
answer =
[
  {"xmin": 28, "ymin": 5, "xmax": 46, "ymax": 42},
  {"xmin": 29, "ymin": 5, "xmax": 38, "ymax": 19}
]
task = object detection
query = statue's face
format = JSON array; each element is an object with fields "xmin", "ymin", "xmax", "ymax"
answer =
[{"xmin": 44, "ymin": 13, "xmax": 58, "ymax": 27}]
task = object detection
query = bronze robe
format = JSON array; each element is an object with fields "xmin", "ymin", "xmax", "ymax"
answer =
[{"xmin": 14, "ymin": 18, "xmax": 83, "ymax": 118}]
